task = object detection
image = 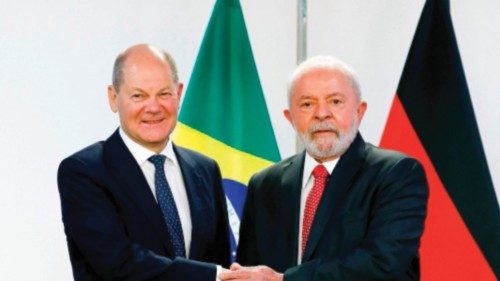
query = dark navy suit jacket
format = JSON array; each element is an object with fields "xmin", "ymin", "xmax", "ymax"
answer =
[
  {"xmin": 58, "ymin": 130, "xmax": 230, "ymax": 280},
  {"xmin": 237, "ymin": 134, "xmax": 428, "ymax": 281}
]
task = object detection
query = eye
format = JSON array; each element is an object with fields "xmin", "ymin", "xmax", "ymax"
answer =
[
  {"xmin": 300, "ymin": 101, "xmax": 312, "ymax": 108},
  {"xmin": 329, "ymin": 97, "xmax": 344, "ymax": 106},
  {"xmin": 159, "ymin": 91, "xmax": 174, "ymax": 98},
  {"xmin": 131, "ymin": 93, "xmax": 144, "ymax": 100}
]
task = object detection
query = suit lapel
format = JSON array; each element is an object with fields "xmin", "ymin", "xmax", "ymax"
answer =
[
  {"xmin": 278, "ymin": 153, "xmax": 305, "ymax": 266},
  {"xmin": 302, "ymin": 133, "xmax": 366, "ymax": 261},
  {"xmin": 104, "ymin": 130, "xmax": 175, "ymax": 257},
  {"xmin": 173, "ymin": 145, "xmax": 209, "ymax": 260}
]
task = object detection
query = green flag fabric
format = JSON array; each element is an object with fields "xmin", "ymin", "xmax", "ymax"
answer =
[{"xmin": 173, "ymin": 0, "xmax": 281, "ymax": 261}]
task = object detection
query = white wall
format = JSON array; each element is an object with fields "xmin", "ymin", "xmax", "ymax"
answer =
[{"xmin": 0, "ymin": 1, "xmax": 498, "ymax": 279}]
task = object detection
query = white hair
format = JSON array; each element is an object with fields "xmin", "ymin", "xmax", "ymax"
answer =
[{"xmin": 287, "ymin": 56, "xmax": 361, "ymax": 106}]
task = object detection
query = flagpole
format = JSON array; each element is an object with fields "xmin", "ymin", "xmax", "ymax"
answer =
[
  {"xmin": 297, "ymin": 0, "xmax": 307, "ymax": 64},
  {"xmin": 296, "ymin": 0, "xmax": 307, "ymax": 152}
]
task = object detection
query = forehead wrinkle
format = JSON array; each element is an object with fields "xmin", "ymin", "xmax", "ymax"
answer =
[
  {"xmin": 130, "ymin": 86, "xmax": 174, "ymax": 94},
  {"xmin": 296, "ymin": 94, "xmax": 316, "ymax": 100},
  {"xmin": 295, "ymin": 91, "xmax": 345, "ymax": 100},
  {"xmin": 327, "ymin": 92, "xmax": 346, "ymax": 98}
]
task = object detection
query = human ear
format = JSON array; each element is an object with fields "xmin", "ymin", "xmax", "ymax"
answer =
[{"xmin": 107, "ymin": 85, "xmax": 118, "ymax": 113}]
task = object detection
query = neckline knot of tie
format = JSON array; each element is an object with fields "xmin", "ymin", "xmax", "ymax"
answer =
[
  {"xmin": 312, "ymin": 164, "xmax": 329, "ymax": 179},
  {"xmin": 148, "ymin": 154, "xmax": 166, "ymax": 167}
]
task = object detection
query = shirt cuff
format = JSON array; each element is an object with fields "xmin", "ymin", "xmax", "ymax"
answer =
[{"xmin": 215, "ymin": 265, "xmax": 222, "ymax": 281}]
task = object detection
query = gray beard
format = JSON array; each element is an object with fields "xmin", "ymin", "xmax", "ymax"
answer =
[{"xmin": 298, "ymin": 118, "xmax": 359, "ymax": 160}]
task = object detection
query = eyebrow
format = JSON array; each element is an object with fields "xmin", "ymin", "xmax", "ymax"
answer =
[
  {"xmin": 130, "ymin": 87, "xmax": 173, "ymax": 94},
  {"xmin": 297, "ymin": 94, "xmax": 315, "ymax": 100},
  {"xmin": 297, "ymin": 92, "xmax": 345, "ymax": 99},
  {"xmin": 327, "ymin": 92, "xmax": 345, "ymax": 97}
]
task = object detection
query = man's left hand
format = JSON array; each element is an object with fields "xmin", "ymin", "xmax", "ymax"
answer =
[{"xmin": 218, "ymin": 263, "xmax": 284, "ymax": 281}]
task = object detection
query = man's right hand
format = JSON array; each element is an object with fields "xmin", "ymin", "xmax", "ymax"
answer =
[{"xmin": 218, "ymin": 263, "xmax": 284, "ymax": 281}]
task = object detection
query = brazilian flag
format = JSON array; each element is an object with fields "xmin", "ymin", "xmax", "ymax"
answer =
[
  {"xmin": 173, "ymin": 0, "xmax": 281, "ymax": 261},
  {"xmin": 380, "ymin": 0, "xmax": 500, "ymax": 279}
]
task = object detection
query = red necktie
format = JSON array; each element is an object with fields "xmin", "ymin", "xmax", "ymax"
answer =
[{"xmin": 302, "ymin": 164, "xmax": 329, "ymax": 256}]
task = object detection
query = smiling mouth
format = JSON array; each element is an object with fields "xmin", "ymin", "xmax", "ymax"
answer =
[{"xmin": 142, "ymin": 119, "xmax": 165, "ymax": 125}]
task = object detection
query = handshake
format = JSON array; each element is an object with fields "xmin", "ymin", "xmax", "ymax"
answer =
[{"xmin": 218, "ymin": 263, "xmax": 284, "ymax": 281}]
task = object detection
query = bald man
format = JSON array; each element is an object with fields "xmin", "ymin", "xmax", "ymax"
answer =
[{"xmin": 58, "ymin": 44, "xmax": 230, "ymax": 280}]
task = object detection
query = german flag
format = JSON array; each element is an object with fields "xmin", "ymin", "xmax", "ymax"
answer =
[{"xmin": 380, "ymin": 0, "xmax": 500, "ymax": 279}]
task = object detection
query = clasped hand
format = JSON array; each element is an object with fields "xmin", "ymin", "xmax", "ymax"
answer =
[{"xmin": 219, "ymin": 263, "xmax": 283, "ymax": 281}]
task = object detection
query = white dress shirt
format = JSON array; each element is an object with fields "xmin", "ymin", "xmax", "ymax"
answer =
[
  {"xmin": 297, "ymin": 153, "xmax": 339, "ymax": 264},
  {"xmin": 119, "ymin": 129, "xmax": 192, "ymax": 258}
]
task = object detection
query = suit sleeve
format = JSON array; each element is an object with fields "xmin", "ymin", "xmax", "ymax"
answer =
[
  {"xmin": 236, "ymin": 173, "xmax": 259, "ymax": 265},
  {"xmin": 208, "ymin": 160, "xmax": 231, "ymax": 268},
  {"xmin": 284, "ymin": 158, "xmax": 429, "ymax": 281},
  {"xmin": 58, "ymin": 157, "xmax": 216, "ymax": 281}
]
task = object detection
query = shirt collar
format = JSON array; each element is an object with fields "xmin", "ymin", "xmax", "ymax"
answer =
[
  {"xmin": 119, "ymin": 128, "xmax": 178, "ymax": 166},
  {"xmin": 302, "ymin": 152, "xmax": 339, "ymax": 188}
]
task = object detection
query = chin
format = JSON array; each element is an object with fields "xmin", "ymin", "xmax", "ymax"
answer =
[
  {"xmin": 140, "ymin": 133, "xmax": 168, "ymax": 143},
  {"xmin": 313, "ymin": 138, "xmax": 336, "ymax": 150}
]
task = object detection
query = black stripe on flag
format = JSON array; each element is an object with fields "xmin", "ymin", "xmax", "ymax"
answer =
[{"xmin": 396, "ymin": 0, "xmax": 500, "ymax": 276}]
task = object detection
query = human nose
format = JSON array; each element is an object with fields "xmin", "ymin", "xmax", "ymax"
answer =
[
  {"xmin": 144, "ymin": 96, "xmax": 161, "ymax": 113},
  {"xmin": 314, "ymin": 100, "xmax": 332, "ymax": 120}
]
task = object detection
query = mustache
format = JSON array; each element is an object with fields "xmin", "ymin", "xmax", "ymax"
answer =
[{"xmin": 307, "ymin": 122, "xmax": 340, "ymax": 137}]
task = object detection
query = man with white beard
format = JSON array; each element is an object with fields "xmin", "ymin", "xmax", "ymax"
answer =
[{"xmin": 220, "ymin": 56, "xmax": 429, "ymax": 281}]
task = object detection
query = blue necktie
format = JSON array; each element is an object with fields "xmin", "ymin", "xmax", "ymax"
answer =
[{"xmin": 148, "ymin": 154, "xmax": 186, "ymax": 258}]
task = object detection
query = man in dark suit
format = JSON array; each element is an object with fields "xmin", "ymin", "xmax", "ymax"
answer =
[
  {"xmin": 220, "ymin": 56, "xmax": 428, "ymax": 281},
  {"xmin": 58, "ymin": 44, "xmax": 230, "ymax": 280}
]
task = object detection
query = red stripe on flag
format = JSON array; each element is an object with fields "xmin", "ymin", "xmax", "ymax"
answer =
[{"xmin": 380, "ymin": 95, "xmax": 495, "ymax": 280}]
